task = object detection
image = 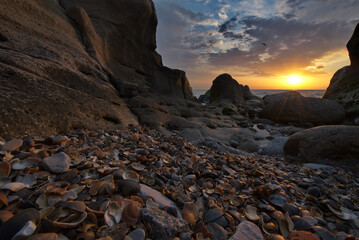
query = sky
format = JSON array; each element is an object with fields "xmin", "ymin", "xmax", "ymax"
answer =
[{"xmin": 152, "ymin": 0, "xmax": 359, "ymax": 90}]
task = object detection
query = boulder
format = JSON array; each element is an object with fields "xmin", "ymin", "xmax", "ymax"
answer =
[
  {"xmin": 261, "ymin": 137, "xmax": 289, "ymax": 156},
  {"xmin": 284, "ymin": 126, "xmax": 359, "ymax": 170},
  {"xmin": 323, "ymin": 23, "xmax": 359, "ymax": 117},
  {"xmin": 259, "ymin": 91, "xmax": 345, "ymax": 125}
]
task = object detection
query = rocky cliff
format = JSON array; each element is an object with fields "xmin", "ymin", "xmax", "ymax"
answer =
[
  {"xmin": 0, "ymin": 0, "xmax": 194, "ymax": 138},
  {"xmin": 323, "ymin": 22, "xmax": 359, "ymax": 120}
]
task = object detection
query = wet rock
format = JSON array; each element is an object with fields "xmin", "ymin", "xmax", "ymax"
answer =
[
  {"xmin": 1, "ymin": 138, "xmax": 23, "ymax": 152},
  {"xmin": 140, "ymin": 208, "xmax": 190, "ymax": 240},
  {"xmin": 42, "ymin": 152, "xmax": 70, "ymax": 173}
]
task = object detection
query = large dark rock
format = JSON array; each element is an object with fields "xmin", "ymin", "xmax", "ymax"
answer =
[
  {"xmin": 284, "ymin": 126, "xmax": 359, "ymax": 170},
  {"xmin": 259, "ymin": 91, "xmax": 345, "ymax": 125},
  {"xmin": 323, "ymin": 23, "xmax": 359, "ymax": 118},
  {"xmin": 0, "ymin": 0, "xmax": 194, "ymax": 138}
]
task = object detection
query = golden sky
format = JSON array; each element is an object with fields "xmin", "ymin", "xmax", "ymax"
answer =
[{"xmin": 154, "ymin": 0, "xmax": 357, "ymax": 90}]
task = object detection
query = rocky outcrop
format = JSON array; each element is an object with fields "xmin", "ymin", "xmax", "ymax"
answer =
[
  {"xmin": 323, "ymin": 23, "xmax": 359, "ymax": 118},
  {"xmin": 0, "ymin": 0, "xmax": 194, "ymax": 138},
  {"xmin": 284, "ymin": 126, "xmax": 359, "ymax": 170},
  {"xmin": 260, "ymin": 91, "xmax": 345, "ymax": 125},
  {"xmin": 198, "ymin": 74, "xmax": 264, "ymax": 118}
]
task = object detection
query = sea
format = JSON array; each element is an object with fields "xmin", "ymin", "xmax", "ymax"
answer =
[{"xmin": 193, "ymin": 89, "xmax": 326, "ymax": 99}]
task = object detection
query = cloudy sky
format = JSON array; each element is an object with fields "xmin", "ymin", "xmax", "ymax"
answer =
[{"xmin": 152, "ymin": 0, "xmax": 358, "ymax": 90}]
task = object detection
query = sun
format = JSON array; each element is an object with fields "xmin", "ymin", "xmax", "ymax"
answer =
[{"xmin": 287, "ymin": 75, "xmax": 303, "ymax": 85}]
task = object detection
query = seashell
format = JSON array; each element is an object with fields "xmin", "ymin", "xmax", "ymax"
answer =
[
  {"xmin": 89, "ymin": 181, "xmax": 105, "ymax": 196},
  {"xmin": 0, "ymin": 162, "xmax": 11, "ymax": 178},
  {"xmin": 267, "ymin": 234, "xmax": 285, "ymax": 240},
  {"xmin": 122, "ymin": 170, "xmax": 140, "ymax": 182},
  {"xmin": 270, "ymin": 211, "xmax": 285, "ymax": 221},
  {"xmin": 122, "ymin": 202, "xmax": 140, "ymax": 226},
  {"xmin": 36, "ymin": 194, "xmax": 47, "ymax": 209},
  {"xmin": 182, "ymin": 207, "xmax": 196, "ymax": 226},
  {"xmin": 27, "ymin": 233, "xmax": 59, "ymax": 240},
  {"xmin": 0, "ymin": 192, "xmax": 8, "ymax": 206},
  {"xmin": 0, "ymin": 208, "xmax": 39, "ymax": 240},
  {"xmin": 55, "ymin": 201, "xmax": 86, "ymax": 212},
  {"xmin": 194, "ymin": 220, "xmax": 213, "ymax": 239},
  {"xmin": 50, "ymin": 212, "xmax": 87, "ymax": 229},
  {"xmin": 104, "ymin": 201, "xmax": 124, "ymax": 227},
  {"xmin": 230, "ymin": 221, "xmax": 264, "ymax": 240},
  {"xmin": 125, "ymin": 229, "xmax": 145, "ymax": 240},
  {"xmin": 269, "ymin": 194, "xmax": 288, "ymax": 207},
  {"xmin": 140, "ymin": 173, "xmax": 155, "ymax": 186},
  {"xmin": 146, "ymin": 198, "xmax": 159, "ymax": 209},
  {"xmin": 279, "ymin": 212, "xmax": 294, "ymax": 239},
  {"xmin": 16, "ymin": 174, "xmax": 37, "ymax": 187},
  {"xmin": 131, "ymin": 162, "xmax": 145, "ymax": 171},
  {"xmin": 39, "ymin": 207, "xmax": 55, "ymax": 220},
  {"xmin": 131, "ymin": 196, "xmax": 144, "ymax": 207},
  {"xmin": 97, "ymin": 167, "xmax": 119, "ymax": 175},
  {"xmin": 245, "ymin": 205, "xmax": 260, "ymax": 222},
  {"xmin": 12, "ymin": 158, "xmax": 38, "ymax": 170},
  {"xmin": 0, "ymin": 210, "xmax": 14, "ymax": 224},
  {"xmin": 288, "ymin": 231, "xmax": 320, "ymax": 240},
  {"xmin": 1, "ymin": 182, "xmax": 28, "ymax": 192},
  {"xmin": 11, "ymin": 220, "xmax": 37, "ymax": 240}
]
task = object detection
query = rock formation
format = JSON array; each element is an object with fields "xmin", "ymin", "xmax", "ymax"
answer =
[
  {"xmin": 198, "ymin": 74, "xmax": 264, "ymax": 118},
  {"xmin": 284, "ymin": 126, "xmax": 359, "ymax": 170},
  {"xmin": 0, "ymin": 0, "xmax": 194, "ymax": 138},
  {"xmin": 259, "ymin": 91, "xmax": 345, "ymax": 125},
  {"xmin": 323, "ymin": 22, "xmax": 359, "ymax": 119}
]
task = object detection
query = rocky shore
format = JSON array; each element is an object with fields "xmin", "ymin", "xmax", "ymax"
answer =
[{"xmin": 0, "ymin": 125, "xmax": 358, "ymax": 240}]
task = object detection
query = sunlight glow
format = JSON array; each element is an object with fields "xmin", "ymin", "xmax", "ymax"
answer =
[{"xmin": 287, "ymin": 75, "xmax": 303, "ymax": 85}]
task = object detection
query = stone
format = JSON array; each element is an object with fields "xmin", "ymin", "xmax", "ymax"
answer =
[
  {"xmin": 139, "ymin": 184, "xmax": 182, "ymax": 218},
  {"xmin": 259, "ymin": 91, "xmax": 345, "ymax": 125},
  {"xmin": 140, "ymin": 208, "xmax": 190, "ymax": 240},
  {"xmin": 282, "ymin": 203, "xmax": 301, "ymax": 217},
  {"xmin": 230, "ymin": 221, "xmax": 264, "ymax": 240},
  {"xmin": 238, "ymin": 139, "xmax": 260, "ymax": 153},
  {"xmin": 206, "ymin": 222, "xmax": 228, "ymax": 240},
  {"xmin": 261, "ymin": 137, "xmax": 288, "ymax": 156},
  {"xmin": 311, "ymin": 226, "xmax": 337, "ymax": 240},
  {"xmin": 323, "ymin": 23, "xmax": 359, "ymax": 117},
  {"xmin": 203, "ymin": 208, "xmax": 224, "ymax": 224},
  {"xmin": 291, "ymin": 216, "xmax": 311, "ymax": 231},
  {"xmin": 284, "ymin": 126, "xmax": 359, "ymax": 170},
  {"xmin": 1, "ymin": 139, "xmax": 23, "ymax": 152},
  {"xmin": 288, "ymin": 231, "xmax": 320, "ymax": 240},
  {"xmin": 125, "ymin": 229, "xmax": 145, "ymax": 240},
  {"xmin": 42, "ymin": 152, "xmax": 71, "ymax": 173}
]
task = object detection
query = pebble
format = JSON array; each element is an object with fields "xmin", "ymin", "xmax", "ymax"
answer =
[
  {"xmin": 42, "ymin": 152, "xmax": 70, "ymax": 173},
  {"xmin": 283, "ymin": 203, "xmax": 301, "ymax": 216},
  {"xmin": 203, "ymin": 208, "xmax": 224, "ymax": 223},
  {"xmin": 206, "ymin": 222, "xmax": 228, "ymax": 240},
  {"xmin": 288, "ymin": 231, "xmax": 320, "ymax": 240},
  {"xmin": 1, "ymin": 138, "xmax": 23, "ymax": 152},
  {"xmin": 118, "ymin": 179, "xmax": 140, "ymax": 197}
]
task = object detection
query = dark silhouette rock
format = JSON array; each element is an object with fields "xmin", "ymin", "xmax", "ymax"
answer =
[
  {"xmin": 208, "ymin": 74, "xmax": 245, "ymax": 104},
  {"xmin": 260, "ymin": 91, "xmax": 345, "ymax": 125},
  {"xmin": 284, "ymin": 126, "xmax": 359, "ymax": 170},
  {"xmin": 323, "ymin": 23, "xmax": 359, "ymax": 118}
]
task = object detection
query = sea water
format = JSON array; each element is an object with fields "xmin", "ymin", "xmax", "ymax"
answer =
[{"xmin": 193, "ymin": 89, "xmax": 326, "ymax": 99}]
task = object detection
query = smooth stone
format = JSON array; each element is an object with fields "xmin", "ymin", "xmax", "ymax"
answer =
[
  {"xmin": 2, "ymin": 139, "xmax": 23, "ymax": 152},
  {"xmin": 304, "ymin": 163, "xmax": 335, "ymax": 171},
  {"xmin": 118, "ymin": 180, "xmax": 140, "ymax": 197},
  {"xmin": 206, "ymin": 222, "xmax": 228, "ymax": 240},
  {"xmin": 42, "ymin": 152, "xmax": 70, "ymax": 173},
  {"xmin": 51, "ymin": 135, "xmax": 67, "ymax": 144},
  {"xmin": 230, "ymin": 221, "xmax": 264, "ymax": 240},
  {"xmin": 269, "ymin": 194, "xmax": 288, "ymax": 207},
  {"xmin": 140, "ymin": 208, "xmax": 189, "ymax": 240},
  {"xmin": 203, "ymin": 208, "xmax": 223, "ymax": 223},
  {"xmin": 140, "ymin": 184, "xmax": 182, "ymax": 218},
  {"xmin": 261, "ymin": 137, "xmax": 288, "ymax": 156},
  {"xmin": 125, "ymin": 229, "xmax": 145, "ymax": 240}
]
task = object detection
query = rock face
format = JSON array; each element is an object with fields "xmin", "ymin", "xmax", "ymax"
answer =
[
  {"xmin": 0, "ymin": 0, "xmax": 194, "ymax": 138},
  {"xmin": 260, "ymin": 91, "xmax": 345, "ymax": 125},
  {"xmin": 323, "ymin": 23, "xmax": 359, "ymax": 118},
  {"xmin": 284, "ymin": 126, "xmax": 359, "ymax": 170}
]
